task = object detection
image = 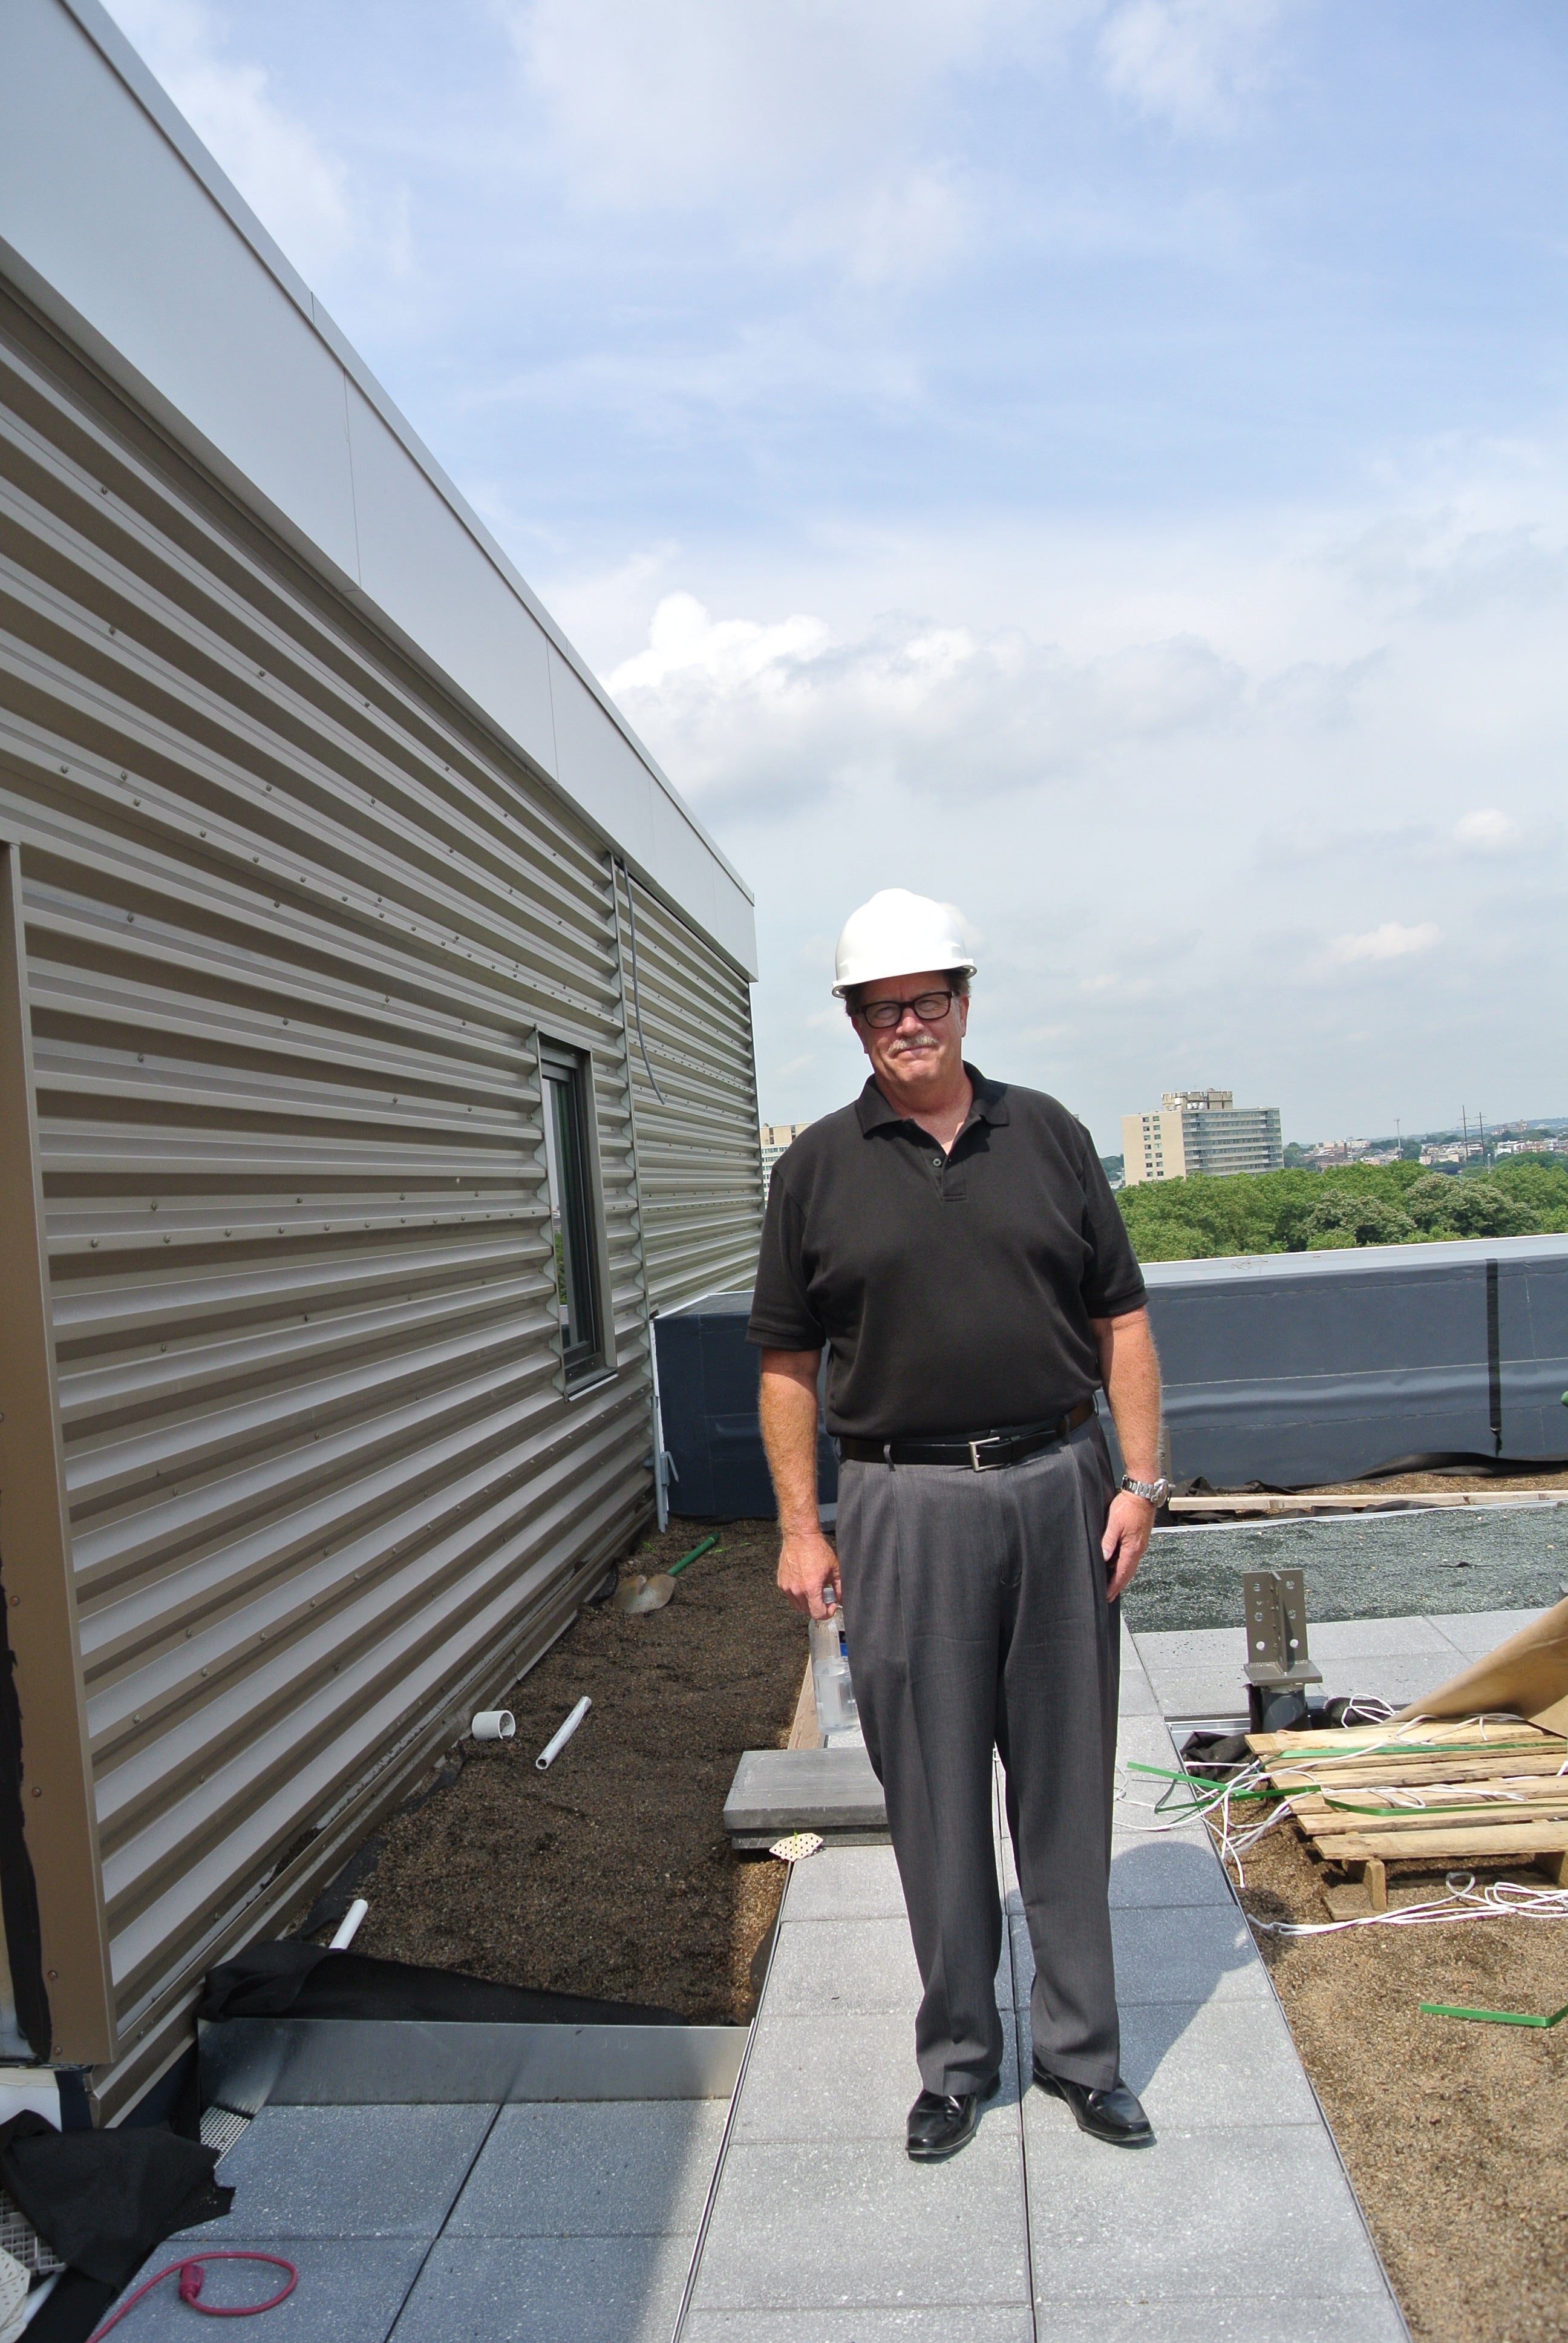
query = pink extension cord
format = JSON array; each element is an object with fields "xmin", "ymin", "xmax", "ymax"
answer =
[{"xmin": 84, "ymin": 2252, "xmax": 298, "ymax": 2340}]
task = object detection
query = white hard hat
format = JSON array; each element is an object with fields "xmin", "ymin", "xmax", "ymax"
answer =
[{"xmin": 832, "ymin": 889, "xmax": 978, "ymax": 997}]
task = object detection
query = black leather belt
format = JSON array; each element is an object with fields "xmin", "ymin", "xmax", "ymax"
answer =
[{"xmin": 840, "ymin": 1398, "xmax": 1094, "ymax": 1472}]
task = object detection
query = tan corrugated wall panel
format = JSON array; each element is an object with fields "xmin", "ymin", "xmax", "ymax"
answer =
[
  {"xmin": 616, "ymin": 866, "xmax": 763, "ymax": 1311},
  {"xmin": 0, "ymin": 286, "xmax": 676, "ymax": 2096}
]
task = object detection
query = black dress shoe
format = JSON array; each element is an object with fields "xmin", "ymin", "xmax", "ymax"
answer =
[
  {"xmin": 906, "ymin": 2073, "xmax": 1000, "ymax": 2163},
  {"xmin": 1033, "ymin": 2062, "xmax": 1154, "ymax": 2146}
]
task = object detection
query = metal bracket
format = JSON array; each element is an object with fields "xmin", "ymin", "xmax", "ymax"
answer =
[{"xmin": 1243, "ymin": 1569, "xmax": 1322, "ymax": 1732}]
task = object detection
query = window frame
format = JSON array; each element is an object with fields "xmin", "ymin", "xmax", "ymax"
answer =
[{"xmin": 535, "ymin": 1037, "xmax": 615, "ymax": 1394}]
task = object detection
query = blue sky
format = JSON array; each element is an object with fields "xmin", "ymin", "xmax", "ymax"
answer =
[{"xmin": 106, "ymin": 0, "xmax": 1568, "ymax": 1150}]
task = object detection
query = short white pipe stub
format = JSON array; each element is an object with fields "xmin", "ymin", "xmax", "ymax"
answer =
[
  {"xmin": 329, "ymin": 1897, "xmax": 369, "ymax": 1950},
  {"xmin": 471, "ymin": 1709, "xmax": 515, "ymax": 1742}
]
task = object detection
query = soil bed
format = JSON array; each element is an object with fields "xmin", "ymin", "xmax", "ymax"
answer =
[
  {"xmin": 334, "ymin": 1518, "xmax": 803, "ymax": 2025},
  {"xmin": 1232, "ymin": 1818, "xmax": 1568, "ymax": 2342}
]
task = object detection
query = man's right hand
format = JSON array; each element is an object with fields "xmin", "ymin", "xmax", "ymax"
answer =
[{"xmin": 777, "ymin": 1527, "xmax": 843, "ymax": 1618}]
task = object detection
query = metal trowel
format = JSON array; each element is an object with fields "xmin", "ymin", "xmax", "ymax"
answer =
[{"xmin": 612, "ymin": 1533, "xmax": 719, "ymax": 1614}]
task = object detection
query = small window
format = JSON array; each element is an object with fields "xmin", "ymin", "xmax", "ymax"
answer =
[{"xmin": 538, "ymin": 1044, "xmax": 606, "ymax": 1385}]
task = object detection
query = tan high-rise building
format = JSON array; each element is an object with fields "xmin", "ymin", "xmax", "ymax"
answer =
[
  {"xmin": 760, "ymin": 1121, "xmax": 812, "ymax": 1196},
  {"xmin": 1122, "ymin": 1093, "xmax": 1282, "ymax": 1184}
]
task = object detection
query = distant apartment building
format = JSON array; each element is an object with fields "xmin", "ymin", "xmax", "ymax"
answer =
[
  {"xmin": 760, "ymin": 1121, "xmax": 812, "ymax": 1196},
  {"xmin": 1121, "ymin": 1089, "xmax": 1284, "ymax": 1185}
]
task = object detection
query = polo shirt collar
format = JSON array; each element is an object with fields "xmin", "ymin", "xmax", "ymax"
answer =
[{"xmin": 855, "ymin": 1063, "xmax": 1010, "ymax": 1135}]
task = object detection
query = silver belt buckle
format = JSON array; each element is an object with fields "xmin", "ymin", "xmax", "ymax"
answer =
[{"xmin": 968, "ymin": 1435, "xmax": 1005, "ymax": 1472}]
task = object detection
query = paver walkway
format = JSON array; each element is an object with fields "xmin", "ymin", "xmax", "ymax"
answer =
[
  {"xmin": 105, "ymin": 1607, "xmax": 1526, "ymax": 2338},
  {"xmin": 678, "ymin": 1620, "xmax": 1408, "ymax": 2341}
]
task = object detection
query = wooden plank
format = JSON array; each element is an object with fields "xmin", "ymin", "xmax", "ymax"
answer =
[
  {"xmin": 1313, "ymin": 1821, "xmax": 1568, "ymax": 1861},
  {"xmin": 1268, "ymin": 1754, "xmax": 1568, "ymax": 1792},
  {"xmin": 785, "ymin": 1658, "xmax": 820, "ymax": 1752},
  {"xmin": 1237, "ymin": 1715, "xmax": 1556, "ymax": 1752},
  {"xmin": 1293, "ymin": 1780, "xmax": 1568, "ymax": 1822},
  {"xmin": 1170, "ymin": 1492, "xmax": 1566, "ymax": 1516},
  {"xmin": 1301, "ymin": 1800, "xmax": 1568, "ymax": 1837}
]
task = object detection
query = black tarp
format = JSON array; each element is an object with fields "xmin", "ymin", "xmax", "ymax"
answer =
[
  {"xmin": 1143, "ymin": 1234, "xmax": 1568, "ymax": 1487},
  {"xmin": 655, "ymin": 1235, "xmax": 1568, "ymax": 1504},
  {"xmin": 198, "ymin": 1941, "xmax": 689, "ymax": 2025}
]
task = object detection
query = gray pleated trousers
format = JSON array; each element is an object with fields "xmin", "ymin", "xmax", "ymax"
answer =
[{"xmin": 836, "ymin": 1419, "xmax": 1121, "ymax": 2097}]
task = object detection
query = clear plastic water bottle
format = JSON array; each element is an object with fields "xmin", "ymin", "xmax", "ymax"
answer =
[{"xmin": 809, "ymin": 1606, "xmax": 858, "ymax": 1735}]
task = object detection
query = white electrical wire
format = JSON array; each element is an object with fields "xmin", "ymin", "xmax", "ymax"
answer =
[
  {"xmin": 1250, "ymin": 1872, "xmax": 1568, "ymax": 1936},
  {"xmin": 1117, "ymin": 1708, "xmax": 1568, "ymax": 1894}
]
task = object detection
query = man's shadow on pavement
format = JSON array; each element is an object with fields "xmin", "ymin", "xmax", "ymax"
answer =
[{"xmin": 1003, "ymin": 1837, "xmax": 1259, "ymax": 2097}]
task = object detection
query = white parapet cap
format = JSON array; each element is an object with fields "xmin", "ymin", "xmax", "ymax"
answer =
[{"xmin": 0, "ymin": 0, "xmax": 757, "ymax": 978}]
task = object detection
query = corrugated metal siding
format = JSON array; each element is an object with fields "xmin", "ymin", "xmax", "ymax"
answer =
[
  {"xmin": 0, "ymin": 286, "xmax": 665, "ymax": 2079},
  {"xmin": 615, "ymin": 865, "xmax": 763, "ymax": 1310}
]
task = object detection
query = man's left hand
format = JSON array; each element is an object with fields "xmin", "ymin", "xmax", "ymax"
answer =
[{"xmin": 1101, "ymin": 1490, "xmax": 1154, "ymax": 1602}]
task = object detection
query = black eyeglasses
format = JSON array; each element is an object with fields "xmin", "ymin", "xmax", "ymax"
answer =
[{"xmin": 857, "ymin": 990, "xmax": 956, "ymax": 1031}]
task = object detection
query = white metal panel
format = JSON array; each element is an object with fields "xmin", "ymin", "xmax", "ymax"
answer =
[
  {"xmin": 546, "ymin": 646, "xmax": 656, "ymax": 873},
  {"xmin": 345, "ymin": 381, "xmax": 558, "ymax": 790}
]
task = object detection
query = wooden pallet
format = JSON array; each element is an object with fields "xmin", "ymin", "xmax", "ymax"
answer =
[{"xmin": 1245, "ymin": 1719, "xmax": 1568, "ymax": 1912}]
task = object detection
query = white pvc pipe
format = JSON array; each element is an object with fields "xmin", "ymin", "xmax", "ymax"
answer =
[
  {"xmin": 536, "ymin": 1696, "xmax": 592, "ymax": 1772},
  {"xmin": 329, "ymin": 1898, "xmax": 368, "ymax": 1950},
  {"xmin": 471, "ymin": 1709, "xmax": 515, "ymax": 1742}
]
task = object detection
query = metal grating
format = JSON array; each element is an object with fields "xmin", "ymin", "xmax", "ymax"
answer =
[
  {"xmin": 616, "ymin": 865, "xmax": 763, "ymax": 1311},
  {"xmin": 0, "ymin": 281, "xmax": 746, "ymax": 2096}
]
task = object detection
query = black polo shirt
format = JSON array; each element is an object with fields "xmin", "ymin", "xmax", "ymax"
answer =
[{"xmin": 747, "ymin": 1064, "xmax": 1146, "ymax": 1441}]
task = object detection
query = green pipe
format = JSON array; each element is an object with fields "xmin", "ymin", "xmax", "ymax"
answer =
[
  {"xmin": 667, "ymin": 1533, "xmax": 719, "ymax": 1578},
  {"xmin": 1421, "ymin": 2001, "xmax": 1568, "ymax": 2028}
]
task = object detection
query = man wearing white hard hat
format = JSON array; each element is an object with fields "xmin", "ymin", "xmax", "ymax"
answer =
[{"xmin": 748, "ymin": 888, "xmax": 1164, "ymax": 2162}]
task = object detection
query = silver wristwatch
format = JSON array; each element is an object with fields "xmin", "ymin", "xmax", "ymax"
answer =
[{"xmin": 1120, "ymin": 1473, "xmax": 1170, "ymax": 1507}]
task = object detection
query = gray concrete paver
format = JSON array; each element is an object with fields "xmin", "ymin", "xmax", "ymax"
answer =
[
  {"xmin": 733, "ymin": 2010, "xmax": 1022, "ymax": 2145},
  {"xmin": 1304, "ymin": 1615, "xmax": 1466, "ymax": 1660},
  {"xmin": 763, "ymin": 1913, "xmax": 924, "ymax": 2016},
  {"xmin": 1010, "ymin": 1899, "xmax": 1267, "ymax": 2013},
  {"xmin": 1023, "ymin": 2117, "xmax": 1392, "ymax": 2302},
  {"xmin": 174, "ymin": 2103, "xmax": 493, "ymax": 2239},
  {"xmin": 1426, "ymin": 1605, "xmax": 1541, "ymax": 1657},
  {"xmin": 682, "ymin": 2312, "xmax": 1035, "ymax": 2341},
  {"xmin": 1025, "ymin": 2295, "xmax": 1408, "ymax": 2342},
  {"xmin": 782, "ymin": 1843, "xmax": 906, "ymax": 1920},
  {"xmin": 687, "ymin": 2131, "xmax": 1029, "ymax": 2313},
  {"xmin": 1016, "ymin": 1997, "xmax": 1321, "ymax": 2128},
  {"xmin": 393, "ymin": 2233, "xmax": 695, "ymax": 2343},
  {"xmin": 445, "ymin": 2099, "xmax": 727, "ymax": 2236},
  {"xmin": 1107, "ymin": 1834, "xmax": 1243, "ymax": 1906},
  {"xmin": 100, "ymin": 2240, "xmax": 426, "ymax": 2343}
]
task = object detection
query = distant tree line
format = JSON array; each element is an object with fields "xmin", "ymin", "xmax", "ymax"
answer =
[{"xmin": 1116, "ymin": 1156, "xmax": 1568, "ymax": 1263}]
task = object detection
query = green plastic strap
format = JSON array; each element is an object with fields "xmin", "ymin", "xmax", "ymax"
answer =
[
  {"xmin": 1420, "ymin": 2000, "xmax": 1568, "ymax": 2028},
  {"xmin": 1125, "ymin": 1761, "xmax": 1270, "ymax": 1803}
]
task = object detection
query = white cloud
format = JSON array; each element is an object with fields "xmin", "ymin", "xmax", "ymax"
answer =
[
  {"xmin": 1097, "ymin": 0, "xmax": 1293, "ymax": 133},
  {"xmin": 1328, "ymin": 922, "xmax": 1442, "ymax": 966},
  {"xmin": 104, "ymin": 0, "xmax": 359, "ymax": 283},
  {"xmin": 1452, "ymin": 808, "xmax": 1523, "ymax": 854},
  {"xmin": 607, "ymin": 591, "xmax": 1249, "ymax": 817}
]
